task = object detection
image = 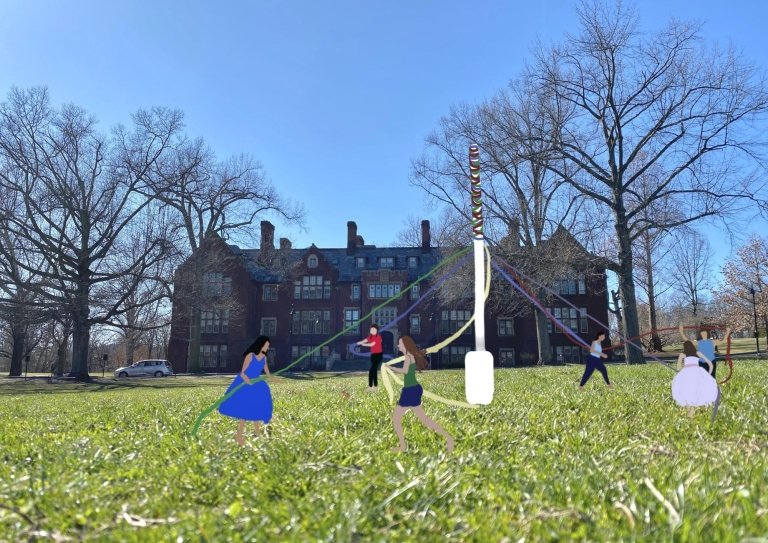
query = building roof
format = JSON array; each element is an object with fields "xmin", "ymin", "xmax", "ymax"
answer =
[{"xmin": 227, "ymin": 244, "xmax": 451, "ymax": 283}]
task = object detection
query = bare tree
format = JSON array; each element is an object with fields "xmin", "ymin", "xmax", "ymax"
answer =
[
  {"xmin": 630, "ymin": 165, "xmax": 678, "ymax": 351},
  {"xmin": 530, "ymin": 0, "xmax": 768, "ymax": 362},
  {"xmin": 138, "ymin": 137, "xmax": 306, "ymax": 372},
  {"xmin": 0, "ymin": 87, "xmax": 183, "ymax": 379},
  {"xmin": 720, "ymin": 234, "xmax": 768, "ymax": 335},
  {"xmin": 411, "ymin": 79, "xmax": 608, "ymax": 363},
  {"xmin": 670, "ymin": 229, "xmax": 712, "ymax": 317}
]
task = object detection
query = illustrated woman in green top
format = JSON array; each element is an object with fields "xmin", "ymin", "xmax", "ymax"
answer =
[{"xmin": 388, "ymin": 335, "xmax": 454, "ymax": 453}]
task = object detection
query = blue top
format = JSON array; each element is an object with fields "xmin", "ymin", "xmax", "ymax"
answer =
[{"xmin": 698, "ymin": 339, "xmax": 716, "ymax": 363}]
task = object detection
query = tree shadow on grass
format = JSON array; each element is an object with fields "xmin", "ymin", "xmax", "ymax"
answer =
[{"xmin": 0, "ymin": 376, "xmax": 232, "ymax": 396}]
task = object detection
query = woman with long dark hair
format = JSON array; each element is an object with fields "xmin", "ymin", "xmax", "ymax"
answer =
[
  {"xmin": 672, "ymin": 340, "xmax": 718, "ymax": 415},
  {"xmin": 388, "ymin": 335, "xmax": 454, "ymax": 453},
  {"xmin": 218, "ymin": 336, "xmax": 273, "ymax": 445},
  {"xmin": 578, "ymin": 331, "xmax": 613, "ymax": 391}
]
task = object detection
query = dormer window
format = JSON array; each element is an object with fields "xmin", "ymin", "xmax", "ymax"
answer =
[
  {"xmin": 308, "ymin": 255, "xmax": 318, "ymax": 268},
  {"xmin": 379, "ymin": 257, "xmax": 394, "ymax": 268},
  {"xmin": 408, "ymin": 256, "xmax": 419, "ymax": 268},
  {"xmin": 356, "ymin": 257, "xmax": 366, "ymax": 269}
]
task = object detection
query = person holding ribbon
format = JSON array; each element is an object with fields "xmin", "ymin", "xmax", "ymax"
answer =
[
  {"xmin": 218, "ymin": 336, "xmax": 274, "ymax": 446},
  {"xmin": 388, "ymin": 335, "xmax": 454, "ymax": 453}
]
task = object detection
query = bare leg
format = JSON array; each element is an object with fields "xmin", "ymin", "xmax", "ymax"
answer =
[
  {"xmin": 391, "ymin": 406, "xmax": 408, "ymax": 452},
  {"xmin": 252, "ymin": 421, "xmax": 263, "ymax": 436},
  {"xmin": 412, "ymin": 406, "xmax": 454, "ymax": 452},
  {"xmin": 235, "ymin": 420, "xmax": 246, "ymax": 446}
]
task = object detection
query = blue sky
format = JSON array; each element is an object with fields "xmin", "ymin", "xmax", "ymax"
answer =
[{"xmin": 1, "ymin": 0, "xmax": 766, "ymax": 269}]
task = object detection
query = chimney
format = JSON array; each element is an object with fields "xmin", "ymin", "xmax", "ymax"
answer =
[
  {"xmin": 356, "ymin": 235, "xmax": 365, "ymax": 247},
  {"xmin": 279, "ymin": 238, "xmax": 292, "ymax": 251},
  {"xmin": 260, "ymin": 221, "xmax": 275, "ymax": 252},
  {"xmin": 421, "ymin": 220, "xmax": 431, "ymax": 252},
  {"xmin": 347, "ymin": 221, "xmax": 357, "ymax": 254}
]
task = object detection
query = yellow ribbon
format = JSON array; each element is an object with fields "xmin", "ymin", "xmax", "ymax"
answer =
[{"xmin": 381, "ymin": 245, "xmax": 492, "ymax": 409}]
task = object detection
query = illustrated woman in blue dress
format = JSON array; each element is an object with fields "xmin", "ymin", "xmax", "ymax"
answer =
[
  {"xmin": 388, "ymin": 335, "xmax": 454, "ymax": 453},
  {"xmin": 218, "ymin": 336, "xmax": 273, "ymax": 446}
]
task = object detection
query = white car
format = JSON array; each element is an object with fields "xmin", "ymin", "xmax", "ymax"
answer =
[{"xmin": 114, "ymin": 360, "xmax": 173, "ymax": 378}]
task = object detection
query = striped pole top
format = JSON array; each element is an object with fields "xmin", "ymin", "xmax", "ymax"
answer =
[{"xmin": 469, "ymin": 144, "xmax": 484, "ymax": 239}]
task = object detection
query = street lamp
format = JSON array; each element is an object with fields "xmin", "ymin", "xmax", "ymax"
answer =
[{"xmin": 750, "ymin": 286, "xmax": 760, "ymax": 354}]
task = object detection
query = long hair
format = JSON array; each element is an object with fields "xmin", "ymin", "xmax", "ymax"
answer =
[
  {"xmin": 400, "ymin": 335, "xmax": 428, "ymax": 370},
  {"xmin": 243, "ymin": 336, "xmax": 270, "ymax": 357},
  {"xmin": 683, "ymin": 340, "xmax": 697, "ymax": 357},
  {"xmin": 594, "ymin": 331, "xmax": 606, "ymax": 341}
]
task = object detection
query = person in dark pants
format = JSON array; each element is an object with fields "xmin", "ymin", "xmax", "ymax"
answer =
[
  {"xmin": 579, "ymin": 331, "xmax": 614, "ymax": 391},
  {"xmin": 356, "ymin": 324, "xmax": 383, "ymax": 392}
]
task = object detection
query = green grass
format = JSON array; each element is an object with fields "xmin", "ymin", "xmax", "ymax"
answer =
[{"xmin": 1, "ymin": 364, "xmax": 767, "ymax": 542}]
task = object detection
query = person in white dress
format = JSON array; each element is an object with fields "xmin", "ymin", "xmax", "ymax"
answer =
[{"xmin": 671, "ymin": 340, "xmax": 719, "ymax": 415}]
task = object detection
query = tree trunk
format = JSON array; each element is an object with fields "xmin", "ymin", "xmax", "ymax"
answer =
[
  {"xmin": 56, "ymin": 330, "xmax": 70, "ymax": 376},
  {"xmin": 614, "ymin": 205, "xmax": 644, "ymax": 364},
  {"xmin": 644, "ymin": 241, "xmax": 663, "ymax": 352},
  {"xmin": 70, "ymin": 277, "xmax": 92, "ymax": 379},
  {"xmin": 125, "ymin": 331, "xmax": 137, "ymax": 365},
  {"xmin": 534, "ymin": 306, "xmax": 553, "ymax": 364},
  {"xmin": 8, "ymin": 327, "xmax": 25, "ymax": 377}
]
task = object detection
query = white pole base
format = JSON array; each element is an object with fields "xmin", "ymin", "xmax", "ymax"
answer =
[{"xmin": 465, "ymin": 350, "xmax": 494, "ymax": 405}]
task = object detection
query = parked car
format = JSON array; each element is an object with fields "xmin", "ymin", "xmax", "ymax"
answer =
[{"xmin": 114, "ymin": 360, "xmax": 173, "ymax": 378}]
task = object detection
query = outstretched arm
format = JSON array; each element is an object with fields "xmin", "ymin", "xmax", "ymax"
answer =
[
  {"xmin": 679, "ymin": 324, "xmax": 688, "ymax": 342},
  {"xmin": 677, "ymin": 353, "xmax": 684, "ymax": 370}
]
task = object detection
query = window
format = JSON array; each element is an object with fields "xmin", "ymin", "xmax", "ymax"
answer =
[
  {"xmin": 499, "ymin": 348, "xmax": 515, "ymax": 367},
  {"xmin": 201, "ymin": 309, "xmax": 230, "ymax": 334},
  {"xmin": 374, "ymin": 307, "xmax": 397, "ymax": 327},
  {"xmin": 344, "ymin": 308, "xmax": 360, "ymax": 335},
  {"xmin": 294, "ymin": 276, "xmax": 331, "ymax": 299},
  {"xmin": 579, "ymin": 307, "xmax": 589, "ymax": 333},
  {"xmin": 202, "ymin": 273, "xmax": 232, "ymax": 297},
  {"xmin": 555, "ymin": 346, "xmax": 582, "ymax": 364},
  {"xmin": 410, "ymin": 315, "xmax": 421, "ymax": 334},
  {"xmin": 368, "ymin": 283, "xmax": 401, "ymax": 299},
  {"xmin": 497, "ymin": 318, "xmax": 515, "ymax": 337},
  {"xmin": 440, "ymin": 310, "xmax": 472, "ymax": 335},
  {"xmin": 556, "ymin": 274, "xmax": 587, "ymax": 296},
  {"xmin": 351, "ymin": 284, "xmax": 361, "ymax": 300},
  {"xmin": 408, "ymin": 256, "xmax": 418, "ymax": 268},
  {"xmin": 291, "ymin": 345, "xmax": 330, "ymax": 368},
  {"xmin": 379, "ymin": 257, "xmax": 394, "ymax": 268},
  {"xmin": 410, "ymin": 284, "xmax": 420, "ymax": 300},
  {"xmin": 263, "ymin": 284, "xmax": 278, "ymax": 301},
  {"xmin": 445, "ymin": 345, "xmax": 471, "ymax": 365},
  {"xmin": 261, "ymin": 318, "xmax": 277, "ymax": 336},
  {"xmin": 356, "ymin": 257, "xmax": 366, "ymax": 269},
  {"xmin": 292, "ymin": 310, "xmax": 331, "ymax": 335},
  {"xmin": 201, "ymin": 344, "xmax": 228, "ymax": 369},
  {"xmin": 548, "ymin": 307, "xmax": 579, "ymax": 335},
  {"xmin": 308, "ymin": 255, "xmax": 318, "ymax": 268}
]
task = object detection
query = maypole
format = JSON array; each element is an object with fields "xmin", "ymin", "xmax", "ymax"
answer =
[{"xmin": 465, "ymin": 144, "xmax": 494, "ymax": 405}]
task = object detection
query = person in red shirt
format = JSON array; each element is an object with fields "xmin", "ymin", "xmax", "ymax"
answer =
[{"xmin": 357, "ymin": 324, "xmax": 383, "ymax": 392}]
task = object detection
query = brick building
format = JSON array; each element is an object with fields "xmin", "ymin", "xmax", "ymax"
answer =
[{"xmin": 167, "ymin": 220, "xmax": 610, "ymax": 372}]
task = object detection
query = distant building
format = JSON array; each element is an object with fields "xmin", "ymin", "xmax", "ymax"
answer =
[{"xmin": 167, "ymin": 220, "xmax": 610, "ymax": 372}]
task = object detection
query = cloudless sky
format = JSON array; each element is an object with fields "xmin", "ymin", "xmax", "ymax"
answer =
[{"xmin": 1, "ymin": 0, "xmax": 767, "ymax": 279}]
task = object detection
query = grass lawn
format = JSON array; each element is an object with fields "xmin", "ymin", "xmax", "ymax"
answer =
[{"xmin": 1, "ymin": 363, "xmax": 767, "ymax": 542}]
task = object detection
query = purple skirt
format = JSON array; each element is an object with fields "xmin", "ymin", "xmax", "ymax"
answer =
[{"xmin": 398, "ymin": 384, "xmax": 423, "ymax": 407}]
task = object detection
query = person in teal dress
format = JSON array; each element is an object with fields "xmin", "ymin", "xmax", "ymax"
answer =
[
  {"xmin": 218, "ymin": 336, "xmax": 273, "ymax": 446},
  {"xmin": 388, "ymin": 335, "xmax": 454, "ymax": 453}
]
